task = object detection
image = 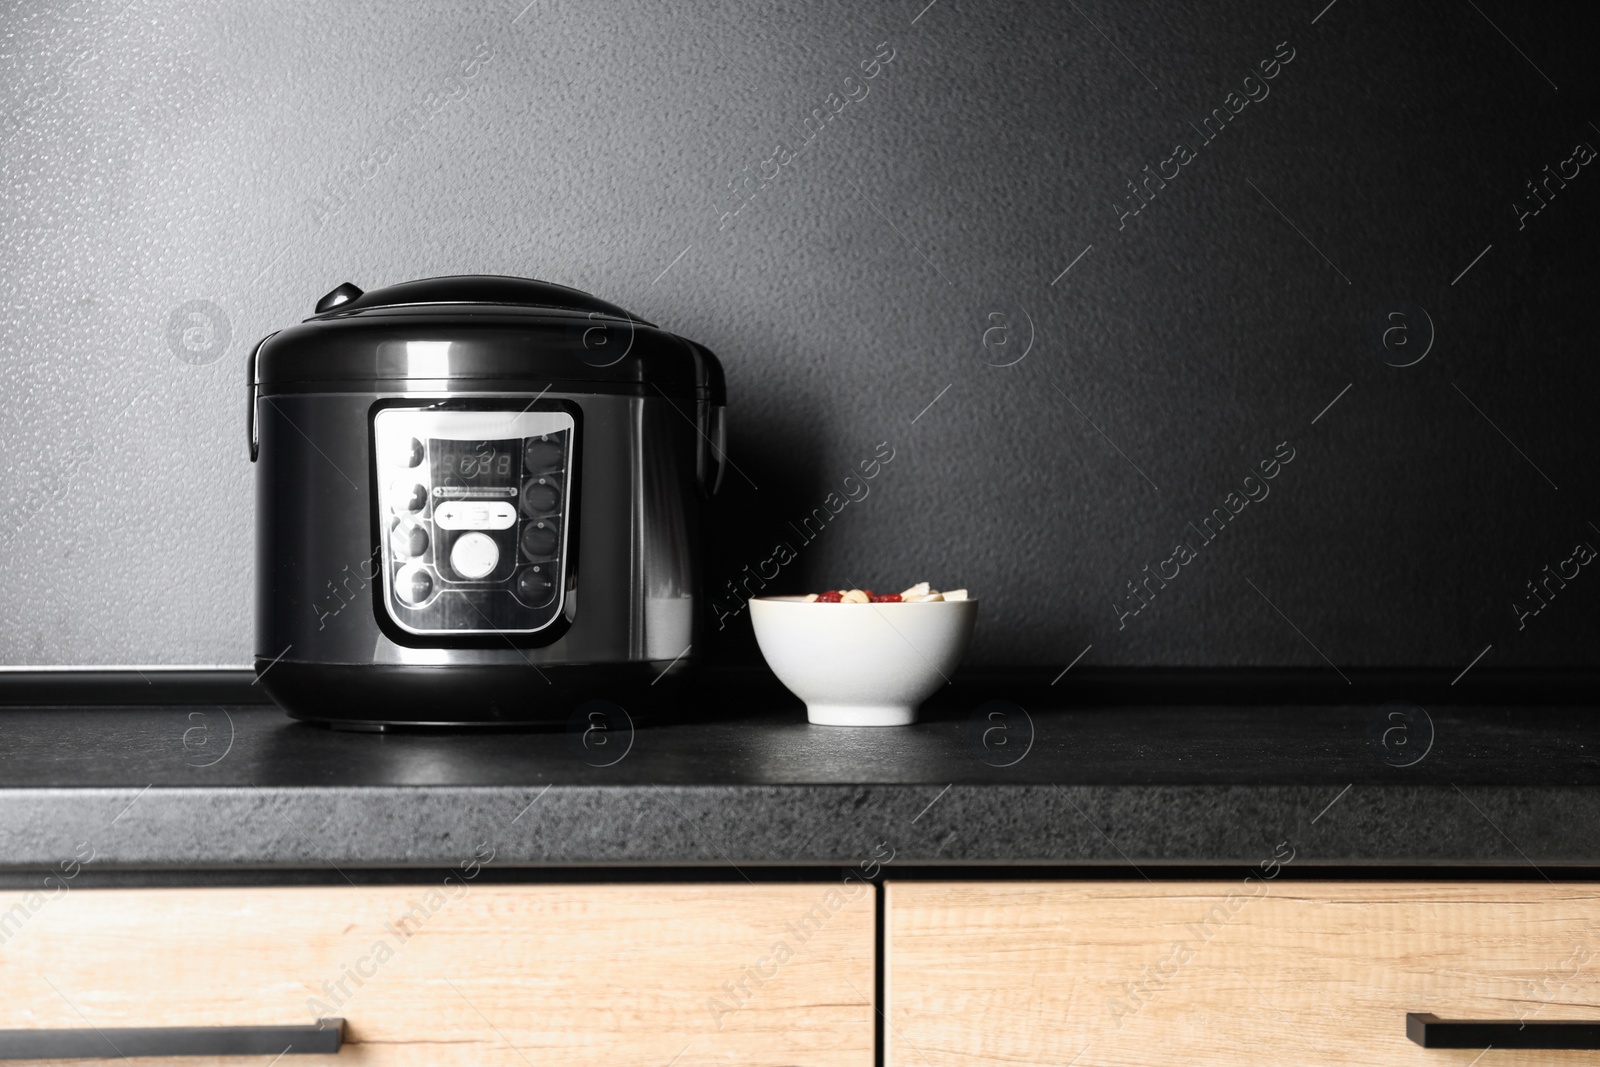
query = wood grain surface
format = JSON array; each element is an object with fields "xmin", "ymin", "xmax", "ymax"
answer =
[
  {"xmin": 0, "ymin": 882, "xmax": 875, "ymax": 1066},
  {"xmin": 886, "ymin": 881, "xmax": 1600, "ymax": 1067}
]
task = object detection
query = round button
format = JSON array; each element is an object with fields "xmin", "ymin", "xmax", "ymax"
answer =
[
  {"xmin": 389, "ymin": 437, "xmax": 424, "ymax": 468},
  {"xmin": 391, "ymin": 481, "xmax": 427, "ymax": 514},
  {"xmin": 524, "ymin": 436, "xmax": 564, "ymax": 474},
  {"xmin": 521, "ymin": 477, "xmax": 560, "ymax": 516},
  {"xmin": 393, "ymin": 522, "xmax": 429, "ymax": 559},
  {"xmin": 394, "ymin": 564, "xmax": 432, "ymax": 606},
  {"xmin": 520, "ymin": 520, "xmax": 558, "ymax": 560},
  {"xmin": 449, "ymin": 531, "xmax": 500, "ymax": 580},
  {"xmin": 517, "ymin": 565, "xmax": 555, "ymax": 607}
]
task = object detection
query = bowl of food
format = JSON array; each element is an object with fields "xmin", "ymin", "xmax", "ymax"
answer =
[{"xmin": 750, "ymin": 583, "xmax": 978, "ymax": 726}]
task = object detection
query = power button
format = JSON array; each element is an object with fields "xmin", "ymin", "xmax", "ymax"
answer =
[{"xmin": 449, "ymin": 531, "xmax": 500, "ymax": 580}]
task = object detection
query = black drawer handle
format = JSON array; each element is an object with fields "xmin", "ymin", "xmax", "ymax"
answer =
[
  {"xmin": 0, "ymin": 1018, "xmax": 343, "ymax": 1059},
  {"xmin": 1408, "ymin": 1012, "xmax": 1600, "ymax": 1049}
]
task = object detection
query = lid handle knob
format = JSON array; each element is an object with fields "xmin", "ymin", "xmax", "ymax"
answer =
[{"xmin": 315, "ymin": 282, "xmax": 364, "ymax": 314}]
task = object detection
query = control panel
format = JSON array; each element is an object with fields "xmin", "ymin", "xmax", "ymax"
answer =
[{"xmin": 372, "ymin": 406, "xmax": 574, "ymax": 636}]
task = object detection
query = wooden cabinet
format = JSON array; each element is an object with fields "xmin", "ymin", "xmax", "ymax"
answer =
[
  {"xmin": 11, "ymin": 876, "xmax": 1599, "ymax": 1065},
  {"xmin": 885, "ymin": 881, "xmax": 1600, "ymax": 1067},
  {"xmin": 0, "ymin": 883, "xmax": 875, "ymax": 1066}
]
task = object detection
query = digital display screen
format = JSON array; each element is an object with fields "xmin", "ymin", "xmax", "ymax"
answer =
[{"xmin": 435, "ymin": 439, "xmax": 521, "ymax": 488}]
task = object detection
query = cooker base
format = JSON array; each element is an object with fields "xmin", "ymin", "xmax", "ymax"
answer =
[{"xmin": 257, "ymin": 660, "xmax": 685, "ymax": 728}]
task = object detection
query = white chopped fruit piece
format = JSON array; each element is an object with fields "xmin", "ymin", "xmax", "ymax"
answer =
[{"xmin": 804, "ymin": 581, "xmax": 971, "ymax": 602}]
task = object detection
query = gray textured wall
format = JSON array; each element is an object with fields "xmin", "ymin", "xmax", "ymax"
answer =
[{"xmin": 2, "ymin": 0, "xmax": 1595, "ymax": 672}]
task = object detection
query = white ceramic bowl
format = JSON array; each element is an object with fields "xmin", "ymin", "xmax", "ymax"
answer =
[{"xmin": 749, "ymin": 596, "xmax": 979, "ymax": 726}]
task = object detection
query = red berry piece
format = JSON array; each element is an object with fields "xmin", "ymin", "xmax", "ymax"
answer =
[
  {"xmin": 816, "ymin": 590, "xmax": 842, "ymax": 603},
  {"xmin": 870, "ymin": 593, "xmax": 902, "ymax": 603}
]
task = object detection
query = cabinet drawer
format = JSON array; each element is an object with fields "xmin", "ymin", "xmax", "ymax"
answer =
[
  {"xmin": 887, "ymin": 881, "xmax": 1600, "ymax": 1067},
  {"xmin": 0, "ymin": 883, "xmax": 874, "ymax": 1066}
]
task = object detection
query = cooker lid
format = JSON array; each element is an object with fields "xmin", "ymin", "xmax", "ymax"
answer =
[
  {"xmin": 253, "ymin": 275, "xmax": 722, "ymax": 399},
  {"xmin": 309, "ymin": 275, "xmax": 653, "ymax": 325}
]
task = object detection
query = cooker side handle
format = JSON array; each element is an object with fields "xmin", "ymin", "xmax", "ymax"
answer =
[
  {"xmin": 686, "ymin": 340, "xmax": 727, "ymax": 497},
  {"xmin": 246, "ymin": 332, "xmax": 277, "ymax": 462},
  {"xmin": 698, "ymin": 400, "xmax": 727, "ymax": 497}
]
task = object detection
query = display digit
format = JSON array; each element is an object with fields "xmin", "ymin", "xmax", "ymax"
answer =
[{"xmin": 437, "ymin": 439, "xmax": 522, "ymax": 487}]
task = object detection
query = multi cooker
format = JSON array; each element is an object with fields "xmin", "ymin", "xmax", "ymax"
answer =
[{"xmin": 248, "ymin": 275, "xmax": 725, "ymax": 728}]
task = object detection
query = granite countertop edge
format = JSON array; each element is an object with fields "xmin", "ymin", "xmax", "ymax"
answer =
[{"xmin": 0, "ymin": 781, "xmax": 1595, "ymax": 870}]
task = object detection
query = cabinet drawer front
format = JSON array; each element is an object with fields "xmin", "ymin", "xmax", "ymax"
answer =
[
  {"xmin": 887, "ymin": 882, "xmax": 1600, "ymax": 1067},
  {"xmin": 0, "ymin": 883, "xmax": 874, "ymax": 1066}
]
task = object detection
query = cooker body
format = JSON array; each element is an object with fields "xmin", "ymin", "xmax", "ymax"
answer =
[{"xmin": 254, "ymin": 388, "xmax": 702, "ymax": 726}]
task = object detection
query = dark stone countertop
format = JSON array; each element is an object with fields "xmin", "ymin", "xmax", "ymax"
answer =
[{"xmin": 1, "ymin": 670, "xmax": 1597, "ymax": 873}]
